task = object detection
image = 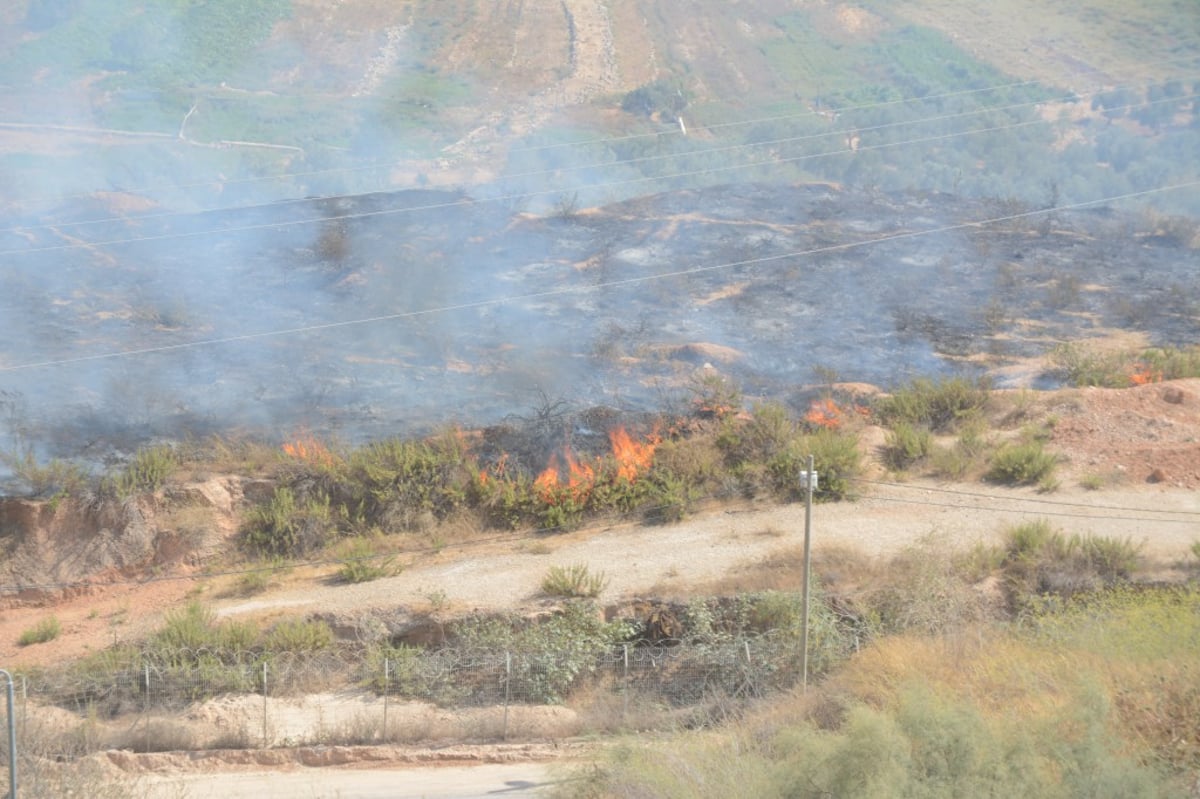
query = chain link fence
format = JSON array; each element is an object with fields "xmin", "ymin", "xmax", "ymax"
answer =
[{"xmin": 8, "ymin": 634, "xmax": 810, "ymax": 755}]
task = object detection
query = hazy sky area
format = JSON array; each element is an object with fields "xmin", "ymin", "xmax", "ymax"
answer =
[{"xmin": 0, "ymin": 0, "xmax": 1197, "ymax": 476}]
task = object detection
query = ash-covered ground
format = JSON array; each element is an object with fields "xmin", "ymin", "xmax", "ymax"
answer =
[{"xmin": 1, "ymin": 182, "xmax": 1196, "ymax": 465}]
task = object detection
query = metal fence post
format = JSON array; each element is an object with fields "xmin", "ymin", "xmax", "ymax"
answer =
[
  {"xmin": 502, "ymin": 652, "xmax": 511, "ymax": 741},
  {"xmin": 0, "ymin": 670, "xmax": 17, "ymax": 799},
  {"xmin": 382, "ymin": 658, "xmax": 390, "ymax": 743},
  {"xmin": 622, "ymin": 644, "xmax": 629, "ymax": 725},
  {"xmin": 143, "ymin": 663, "xmax": 150, "ymax": 755},
  {"xmin": 262, "ymin": 662, "xmax": 269, "ymax": 748}
]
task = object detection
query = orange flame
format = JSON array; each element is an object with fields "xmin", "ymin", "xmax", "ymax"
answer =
[
  {"xmin": 1129, "ymin": 362, "xmax": 1162, "ymax": 386},
  {"xmin": 805, "ymin": 398, "xmax": 844, "ymax": 430},
  {"xmin": 478, "ymin": 453, "xmax": 510, "ymax": 486},
  {"xmin": 534, "ymin": 448, "xmax": 597, "ymax": 502},
  {"xmin": 282, "ymin": 436, "xmax": 338, "ymax": 467},
  {"xmin": 609, "ymin": 426, "xmax": 658, "ymax": 482}
]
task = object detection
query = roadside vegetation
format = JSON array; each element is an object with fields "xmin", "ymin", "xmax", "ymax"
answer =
[
  {"xmin": 1052, "ymin": 343, "xmax": 1200, "ymax": 388},
  {"xmin": 2, "ymin": 370, "xmax": 1196, "ymax": 794}
]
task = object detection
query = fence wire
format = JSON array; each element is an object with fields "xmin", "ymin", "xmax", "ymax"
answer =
[{"xmin": 11, "ymin": 634, "xmax": 807, "ymax": 751}]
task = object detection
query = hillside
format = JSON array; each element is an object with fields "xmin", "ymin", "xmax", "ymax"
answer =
[{"xmin": 0, "ymin": 1, "xmax": 1198, "ymax": 796}]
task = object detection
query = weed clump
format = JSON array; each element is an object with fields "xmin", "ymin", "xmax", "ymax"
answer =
[
  {"xmin": 1000, "ymin": 520, "xmax": 1142, "ymax": 611},
  {"xmin": 18, "ymin": 616, "xmax": 61, "ymax": 646},
  {"xmin": 875, "ymin": 376, "xmax": 991, "ymax": 433},
  {"xmin": 541, "ymin": 563, "xmax": 609, "ymax": 598},
  {"xmin": 985, "ymin": 440, "xmax": 1057, "ymax": 485}
]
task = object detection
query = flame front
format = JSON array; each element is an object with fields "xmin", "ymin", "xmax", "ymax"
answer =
[
  {"xmin": 609, "ymin": 426, "xmax": 657, "ymax": 482},
  {"xmin": 1129, "ymin": 361, "xmax": 1163, "ymax": 386},
  {"xmin": 282, "ymin": 435, "xmax": 338, "ymax": 467},
  {"xmin": 805, "ymin": 399, "xmax": 844, "ymax": 429}
]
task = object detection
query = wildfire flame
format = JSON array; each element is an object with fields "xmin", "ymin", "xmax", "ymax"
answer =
[
  {"xmin": 531, "ymin": 428, "xmax": 657, "ymax": 504},
  {"xmin": 804, "ymin": 398, "xmax": 870, "ymax": 429},
  {"xmin": 609, "ymin": 426, "xmax": 658, "ymax": 482},
  {"xmin": 805, "ymin": 398, "xmax": 844, "ymax": 429},
  {"xmin": 534, "ymin": 449, "xmax": 595, "ymax": 500},
  {"xmin": 1129, "ymin": 362, "xmax": 1163, "ymax": 386},
  {"xmin": 478, "ymin": 452, "xmax": 510, "ymax": 486},
  {"xmin": 281, "ymin": 435, "xmax": 338, "ymax": 467}
]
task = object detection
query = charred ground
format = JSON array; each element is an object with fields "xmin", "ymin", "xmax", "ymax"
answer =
[{"xmin": 2, "ymin": 182, "xmax": 1197, "ymax": 469}]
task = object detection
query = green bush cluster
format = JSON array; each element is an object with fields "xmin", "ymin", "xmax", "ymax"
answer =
[
  {"xmin": 714, "ymin": 403, "xmax": 861, "ymax": 501},
  {"xmin": 874, "ymin": 376, "xmax": 991, "ymax": 433},
  {"xmin": 882, "ymin": 422, "xmax": 933, "ymax": 470},
  {"xmin": 18, "ymin": 616, "xmax": 61, "ymax": 647},
  {"xmin": 335, "ymin": 540, "xmax": 398, "ymax": 584},
  {"xmin": 241, "ymin": 486, "xmax": 336, "ymax": 556},
  {"xmin": 1052, "ymin": 343, "xmax": 1200, "ymax": 387},
  {"xmin": 985, "ymin": 440, "xmax": 1057, "ymax": 485},
  {"xmin": 452, "ymin": 601, "xmax": 636, "ymax": 703},
  {"xmin": 570, "ymin": 681, "xmax": 1175, "ymax": 799},
  {"xmin": 1000, "ymin": 521, "xmax": 1142, "ymax": 611},
  {"xmin": 238, "ymin": 399, "xmax": 862, "ymax": 557},
  {"xmin": 103, "ymin": 444, "xmax": 178, "ymax": 498},
  {"xmin": 541, "ymin": 563, "xmax": 609, "ymax": 598},
  {"xmin": 0, "ymin": 448, "xmax": 88, "ymax": 498}
]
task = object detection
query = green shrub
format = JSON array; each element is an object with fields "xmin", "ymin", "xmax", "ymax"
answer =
[
  {"xmin": 882, "ymin": 422, "xmax": 933, "ymax": 470},
  {"xmin": 541, "ymin": 563, "xmax": 609, "ymax": 598},
  {"xmin": 875, "ymin": 376, "xmax": 990, "ymax": 432},
  {"xmin": 18, "ymin": 616, "xmax": 61, "ymax": 646},
  {"xmin": 985, "ymin": 441, "xmax": 1057, "ymax": 485},
  {"xmin": 105, "ymin": 444, "xmax": 178, "ymax": 497},
  {"xmin": 151, "ymin": 602, "xmax": 257, "ymax": 662},
  {"xmin": 341, "ymin": 434, "xmax": 472, "ymax": 530},
  {"xmin": 230, "ymin": 558, "xmax": 290, "ymax": 597},
  {"xmin": 799, "ymin": 428, "xmax": 861, "ymax": 501},
  {"xmin": 1001, "ymin": 522, "xmax": 1142, "ymax": 611},
  {"xmin": 643, "ymin": 471, "xmax": 699, "ymax": 523},
  {"xmin": 241, "ymin": 486, "xmax": 336, "ymax": 556},
  {"xmin": 1143, "ymin": 345, "xmax": 1200, "ymax": 380},
  {"xmin": 1051, "ymin": 343, "xmax": 1200, "ymax": 387},
  {"xmin": 263, "ymin": 619, "xmax": 333, "ymax": 653},
  {"xmin": 688, "ymin": 371, "xmax": 742, "ymax": 418},
  {"xmin": 621, "ymin": 78, "xmax": 688, "ymax": 119},
  {"xmin": 335, "ymin": 540, "xmax": 398, "ymax": 584},
  {"xmin": 452, "ymin": 602, "xmax": 635, "ymax": 703},
  {"xmin": 575, "ymin": 682, "xmax": 1173, "ymax": 799},
  {"xmin": 0, "ymin": 449, "xmax": 88, "ymax": 498},
  {"xmin": 232, "ymin": 569, "xmax": 272, "ymax": 596}
]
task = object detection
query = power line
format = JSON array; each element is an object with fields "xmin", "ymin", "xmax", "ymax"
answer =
[
  {"xmin": 3, "ymin": 91, "xmax": 1192, "ymax": 259},
  {"xmin": 854, "ymin": 491, "xmax": 1200, "ymax": 526},
  {"xmin": 1, "ymin": 178, "xmax": 1195, "ymax": 373},
  {"xmin": 5, "ymin": 77, "xmax": 1197, "ymax": 241},
  {"xmin": 3, "ymin": 464, "xmax": 1195, "ymax": 596},
  {"xmin": 8, "ymin": 50, "xmax": 1197, "ymax": 214},
  {"xmin": 850, "ymin": 478, "xmax": 1200, "ymax": 517}
]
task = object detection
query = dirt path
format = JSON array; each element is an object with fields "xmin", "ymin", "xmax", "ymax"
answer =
[
  {"xmin": 138, "ymin": 759, "xmax": 563, "ymax": 799},
  {"xmin": 213, "ymin": 481, "xmax": 1200, "ymax": 624}
]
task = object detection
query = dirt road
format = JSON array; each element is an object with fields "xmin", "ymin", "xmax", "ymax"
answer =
[
  {"xmin": 139, "ymin": 760, "xmax": 563, "ymax": 799},
  {"xmin": 214, "ymin": 480, "xmax": 1200, "ymax": 623}
]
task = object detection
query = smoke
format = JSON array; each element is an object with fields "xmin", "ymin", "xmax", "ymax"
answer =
[{"xmin": 1, "ymin": 3, "xmax": 1198, "ymax": 485}]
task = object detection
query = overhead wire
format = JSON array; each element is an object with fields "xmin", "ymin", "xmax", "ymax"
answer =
[
  {"xmin": 4, "ymin": 72, "xmax": 1198, "ymax": 240},
  {"xmin": 2, "ymin": 91, "xmax": 1194, "ymax": 259},
  {"xmin": 849, "ymin": 478, "xmax": 1200, "ymax": 516},
  {"xmin": 847, "ymin": 491, "xmax": 1200, "ymax": 526},
  {"xmin": 0, "ymin": 177, "xmax": 1196, "ymax": 373},
  {"xmin": 7, "ymin": 49, "xmax": 1198, "ymax": 215},
  {"xmin": 3, "ymin": 468, "xmax": 1195, "ymax": 595}
]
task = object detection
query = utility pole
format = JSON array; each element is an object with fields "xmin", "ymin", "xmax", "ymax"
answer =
[
  {"xmin": 0, "ymin": 669, "xmax": 15, "ymax": 798},
  {"xmin": 799, "ymin": 455, "xmax": 817, "ymax": 693}
]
